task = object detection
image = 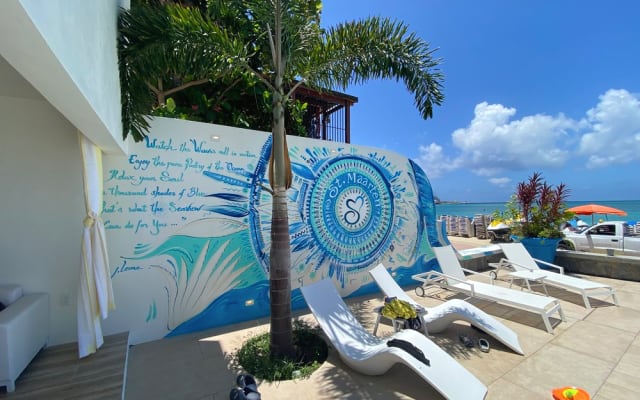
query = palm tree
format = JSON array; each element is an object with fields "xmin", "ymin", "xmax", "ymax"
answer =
[{"xmin": 118, "ymin": 0, "xmax": 444, "ymax": 359}]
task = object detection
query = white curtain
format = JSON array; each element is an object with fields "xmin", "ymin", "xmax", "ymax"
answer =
[{"xmin": 77, "ymin": 133, "xmax": 115, "ymax": 358}]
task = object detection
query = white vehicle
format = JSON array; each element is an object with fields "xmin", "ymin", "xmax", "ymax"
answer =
[{"xmin": 559, "ymin": 221, "xmax": 640, "ymax": 255}]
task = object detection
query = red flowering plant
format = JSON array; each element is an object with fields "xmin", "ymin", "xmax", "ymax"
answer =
[{"xmin": 500, "ymin": 172, "xmax": 574, "ymax": 239}]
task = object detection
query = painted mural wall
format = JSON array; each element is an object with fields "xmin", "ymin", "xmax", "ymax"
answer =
[{"xmin": 103, "ymin": 117, "xmax": 440, "ymax": 344}]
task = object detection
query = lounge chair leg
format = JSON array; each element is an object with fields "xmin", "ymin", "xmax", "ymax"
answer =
[
  {"xmin": 543, "ymin": 315, "xmax": 553, "ymax": 334},
  {"xmin": 558, "ymin": 304, "xmax": 566, "ymax": 322},
  {"xmin": 373, "ymin": 310, "xmax": 382, "ymax": 336},
  {"xmin": 542, "ymin": 302, "xmax": 565, "ymax": 334},
  {"xmin": 582, "ymin": 294, "xmax": 592, "ymax": 309},
  {"xmin": 541, "ymin": 282, "xmax": 549, "ymax": 297}
]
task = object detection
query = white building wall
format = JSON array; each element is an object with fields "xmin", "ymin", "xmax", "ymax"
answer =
[
  {"xmin": 0, "ymin": 60, "xmax": 85, "ymax": 345},
  {"xmin": 19, "ymin": 0, "xmax": 123, "ymax": 142},
  {"xmin": 1, "ymin": 0, "xmax": 126, "ymax": 154}
]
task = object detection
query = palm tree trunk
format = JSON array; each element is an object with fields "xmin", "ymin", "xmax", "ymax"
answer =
[
  {"xmin": 269, "ymin": 88, "xmax": 294, "ymax": 359},
  {"xmin": 268, "ymin": 0, "xmax": 294, "ymax": 359}
]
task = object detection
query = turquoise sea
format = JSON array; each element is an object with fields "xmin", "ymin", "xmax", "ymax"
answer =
[{"xmin": 435, "ymin": 200, "xmax": 640, "ymax": 224}]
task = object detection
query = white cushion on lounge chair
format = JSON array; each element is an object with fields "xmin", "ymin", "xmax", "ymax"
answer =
[
  {"xmin": 300, "ymin": 278, "xmax": 487, "ymax": 400},
  {"xmin": 369, "ymin": 264, "xmax": 524, "ymax": 355},
  {"xmin": 416, "ymin": 246, "xmax": 565, "ymax": 334},
  {"xmin": 498, "ymin": 243, "xmax": 619, "ymax": 309}
]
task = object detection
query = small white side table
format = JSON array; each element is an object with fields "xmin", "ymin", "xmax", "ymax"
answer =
[{"xmin": 507, "ymin": 270, "xmax": 549, "ymax": 296}]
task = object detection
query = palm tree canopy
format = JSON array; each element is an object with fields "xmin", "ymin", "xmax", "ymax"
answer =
[
  {"xmin": 310, "ymin": 16, "xmax": 444, "ymax": 119},
  {"xmin": 118, "ymin": 0, "xmax": 444, "ymax": 141}
]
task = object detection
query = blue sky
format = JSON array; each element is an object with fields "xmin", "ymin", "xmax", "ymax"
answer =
[{"xmin": 320, "ymin": 0, "xmax": 640, "ymax": 202}]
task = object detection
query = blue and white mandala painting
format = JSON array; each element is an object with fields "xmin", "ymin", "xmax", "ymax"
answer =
[{"xmin": 104, "ymin": 119, "xmax": 439, "ymax": 341}]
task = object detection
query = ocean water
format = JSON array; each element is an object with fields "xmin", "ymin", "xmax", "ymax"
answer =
[{"xmin": 435, "ymin": 200, "xmax": 640, "ymax": 224}]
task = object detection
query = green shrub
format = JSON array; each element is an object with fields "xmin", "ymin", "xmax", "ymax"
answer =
[{"xmin": 495, "ymin": 172, "xmax": 573, "ymax": 239}]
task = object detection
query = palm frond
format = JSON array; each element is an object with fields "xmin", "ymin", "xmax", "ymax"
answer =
[{"xmin": 308, "ymin": 16, "xmax": 444, "ymax": 119}]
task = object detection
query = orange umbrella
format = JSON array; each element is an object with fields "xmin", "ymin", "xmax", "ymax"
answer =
[{"xmin": 567, "ymin": 204, "xmax": 627, "ymax": 224}]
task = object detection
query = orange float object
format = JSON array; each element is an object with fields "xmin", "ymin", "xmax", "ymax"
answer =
[{"xmin": 552, "ymin": 386, "xmax": 590, "ymax": 400}]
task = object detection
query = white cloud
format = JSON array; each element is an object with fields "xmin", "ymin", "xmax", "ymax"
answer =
[
  {"xmin": 578, "ymin": 89, "xmax": 640, "ymax": 168},
  {"xmin": 416, "ymin": 89, "xmax": 640, "ymax": 181},
  {"xmin": 488, "ymin": 177, "xmax": 511, "ymax": 187},
  {"xmin": 415, "ymin": 142, "xmax": 460, "ymax": 178},
  {"xmin": 450, "ymin": 102, "xmax": 577, "ymax": 175}
]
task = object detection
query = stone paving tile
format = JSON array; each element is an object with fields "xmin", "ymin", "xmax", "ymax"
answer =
[
  {"xmin": 126, "ymin": 346, "xmax": 231, "ymax": 400},
  {"xmin": 586, "ymin": 306, "xmax": 640, "ymax": 333},
  {"xmin": 501, "ymin": 344, "xmax": 613, "ymax": 398},
  {"xmin": 128, "ymin": 333, "xmax": 203, "ymax": 366},
  {"xmin": 486, "ymin": 379, "xmax": 542, "ymax": 400},
  {"xmin": 611, "ymin": 341, "xmax": 640, "ymax": 378},
  {"xmin": 256, "ymin": 355, "xmax": 447, "ymax": 400},
  {"xmin": 594, "ymin": 370, "xmax": 640, "ymax": 398},
  {"xmin": 610, "ymin": 288, "xmax": 640, "ymax": 312},
  {"xmin": 510, "ymin": 325, "xmax": 554, "ymax": 356},
  {"xmin": 552, "ymin": 319, "xmax": 635, "ymax": 363},
  {"xmin": 197, "ymin": 336, "xmax": 226, "ymax": 359}
]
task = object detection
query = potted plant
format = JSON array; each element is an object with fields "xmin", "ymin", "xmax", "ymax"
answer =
[{"xmin": 496, "ymin": 172, "xmax": 573, "ymax": 263}]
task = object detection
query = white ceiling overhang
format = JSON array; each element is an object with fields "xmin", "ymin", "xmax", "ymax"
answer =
[{"xmin": 0, "ymin": 0, "xmax": 128, "ymax": 154}]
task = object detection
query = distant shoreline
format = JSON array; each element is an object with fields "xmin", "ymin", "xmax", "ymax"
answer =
[
  {"xmin": 435, "ymin": 200, "xmax": 640, "ymax": 224},
  {"xmin": 436, "ymin": 200, "xmax": 505, "ymax": 205}
]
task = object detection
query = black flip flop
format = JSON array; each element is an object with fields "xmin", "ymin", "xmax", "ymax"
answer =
[
  {"xmin": 459, "ymin": 334, "xmax": 474, "ymax": 348},
  {"xmin": 478, "ymin": 338, "xmax": 490, "ymax": 353}
]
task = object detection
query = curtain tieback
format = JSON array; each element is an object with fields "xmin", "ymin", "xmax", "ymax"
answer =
[{"xmin": 83, "ymin": 212, "xmax": 99, "ymax": 228}]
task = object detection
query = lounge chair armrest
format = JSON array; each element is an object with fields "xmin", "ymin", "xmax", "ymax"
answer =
[
  {"xmin": 533, "ymin": 258, "xmax": 564, "ymax": 274},
  {"xmin": 413, "ymin": 271, "xmax": 476, "ymax": 297},
  {"xmin": 501, "ymin": 259, "xmax": 536, "ymax": 272},
  {"xmin": 461, "ymin": 267, "xmax": 493, "ymax": 282},
  {"xmin": 488, "ymin": 258, "xmax": 513, "ymax": 271}
]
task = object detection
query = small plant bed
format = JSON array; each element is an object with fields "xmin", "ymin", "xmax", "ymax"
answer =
[{"xmin": 232, "ymin": 319, "xmax": 328, "ymax": 382}]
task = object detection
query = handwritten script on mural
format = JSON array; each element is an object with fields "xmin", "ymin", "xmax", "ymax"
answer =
[{"xmin": 103, "ymin": 136, "xmax": 258, "ymax": 238}]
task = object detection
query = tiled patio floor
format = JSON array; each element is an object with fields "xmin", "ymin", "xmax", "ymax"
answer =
[{"xmin": 124, "ymin": 268, "xmax": 640, "ymax": 400}]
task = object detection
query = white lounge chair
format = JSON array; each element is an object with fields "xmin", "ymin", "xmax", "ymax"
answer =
[
  {"xmin": 414, "ymin": 246, "xmax": 565, "ymax": 334},
  {"xmin": 495, "ymin": 243, "xmax": 619, "ymax": 309},
  {"xmin": 369, "ymin": 264, "xmax": 524, "ymax": 355},
  {"xmin": 300, "ymin": 278, "xmax": 488, "ymax": 400}
]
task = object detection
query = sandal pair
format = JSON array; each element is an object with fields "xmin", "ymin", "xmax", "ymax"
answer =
[{"xmin": 459, "ymin": 334, "xmax": 491, "ymax": 353}]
